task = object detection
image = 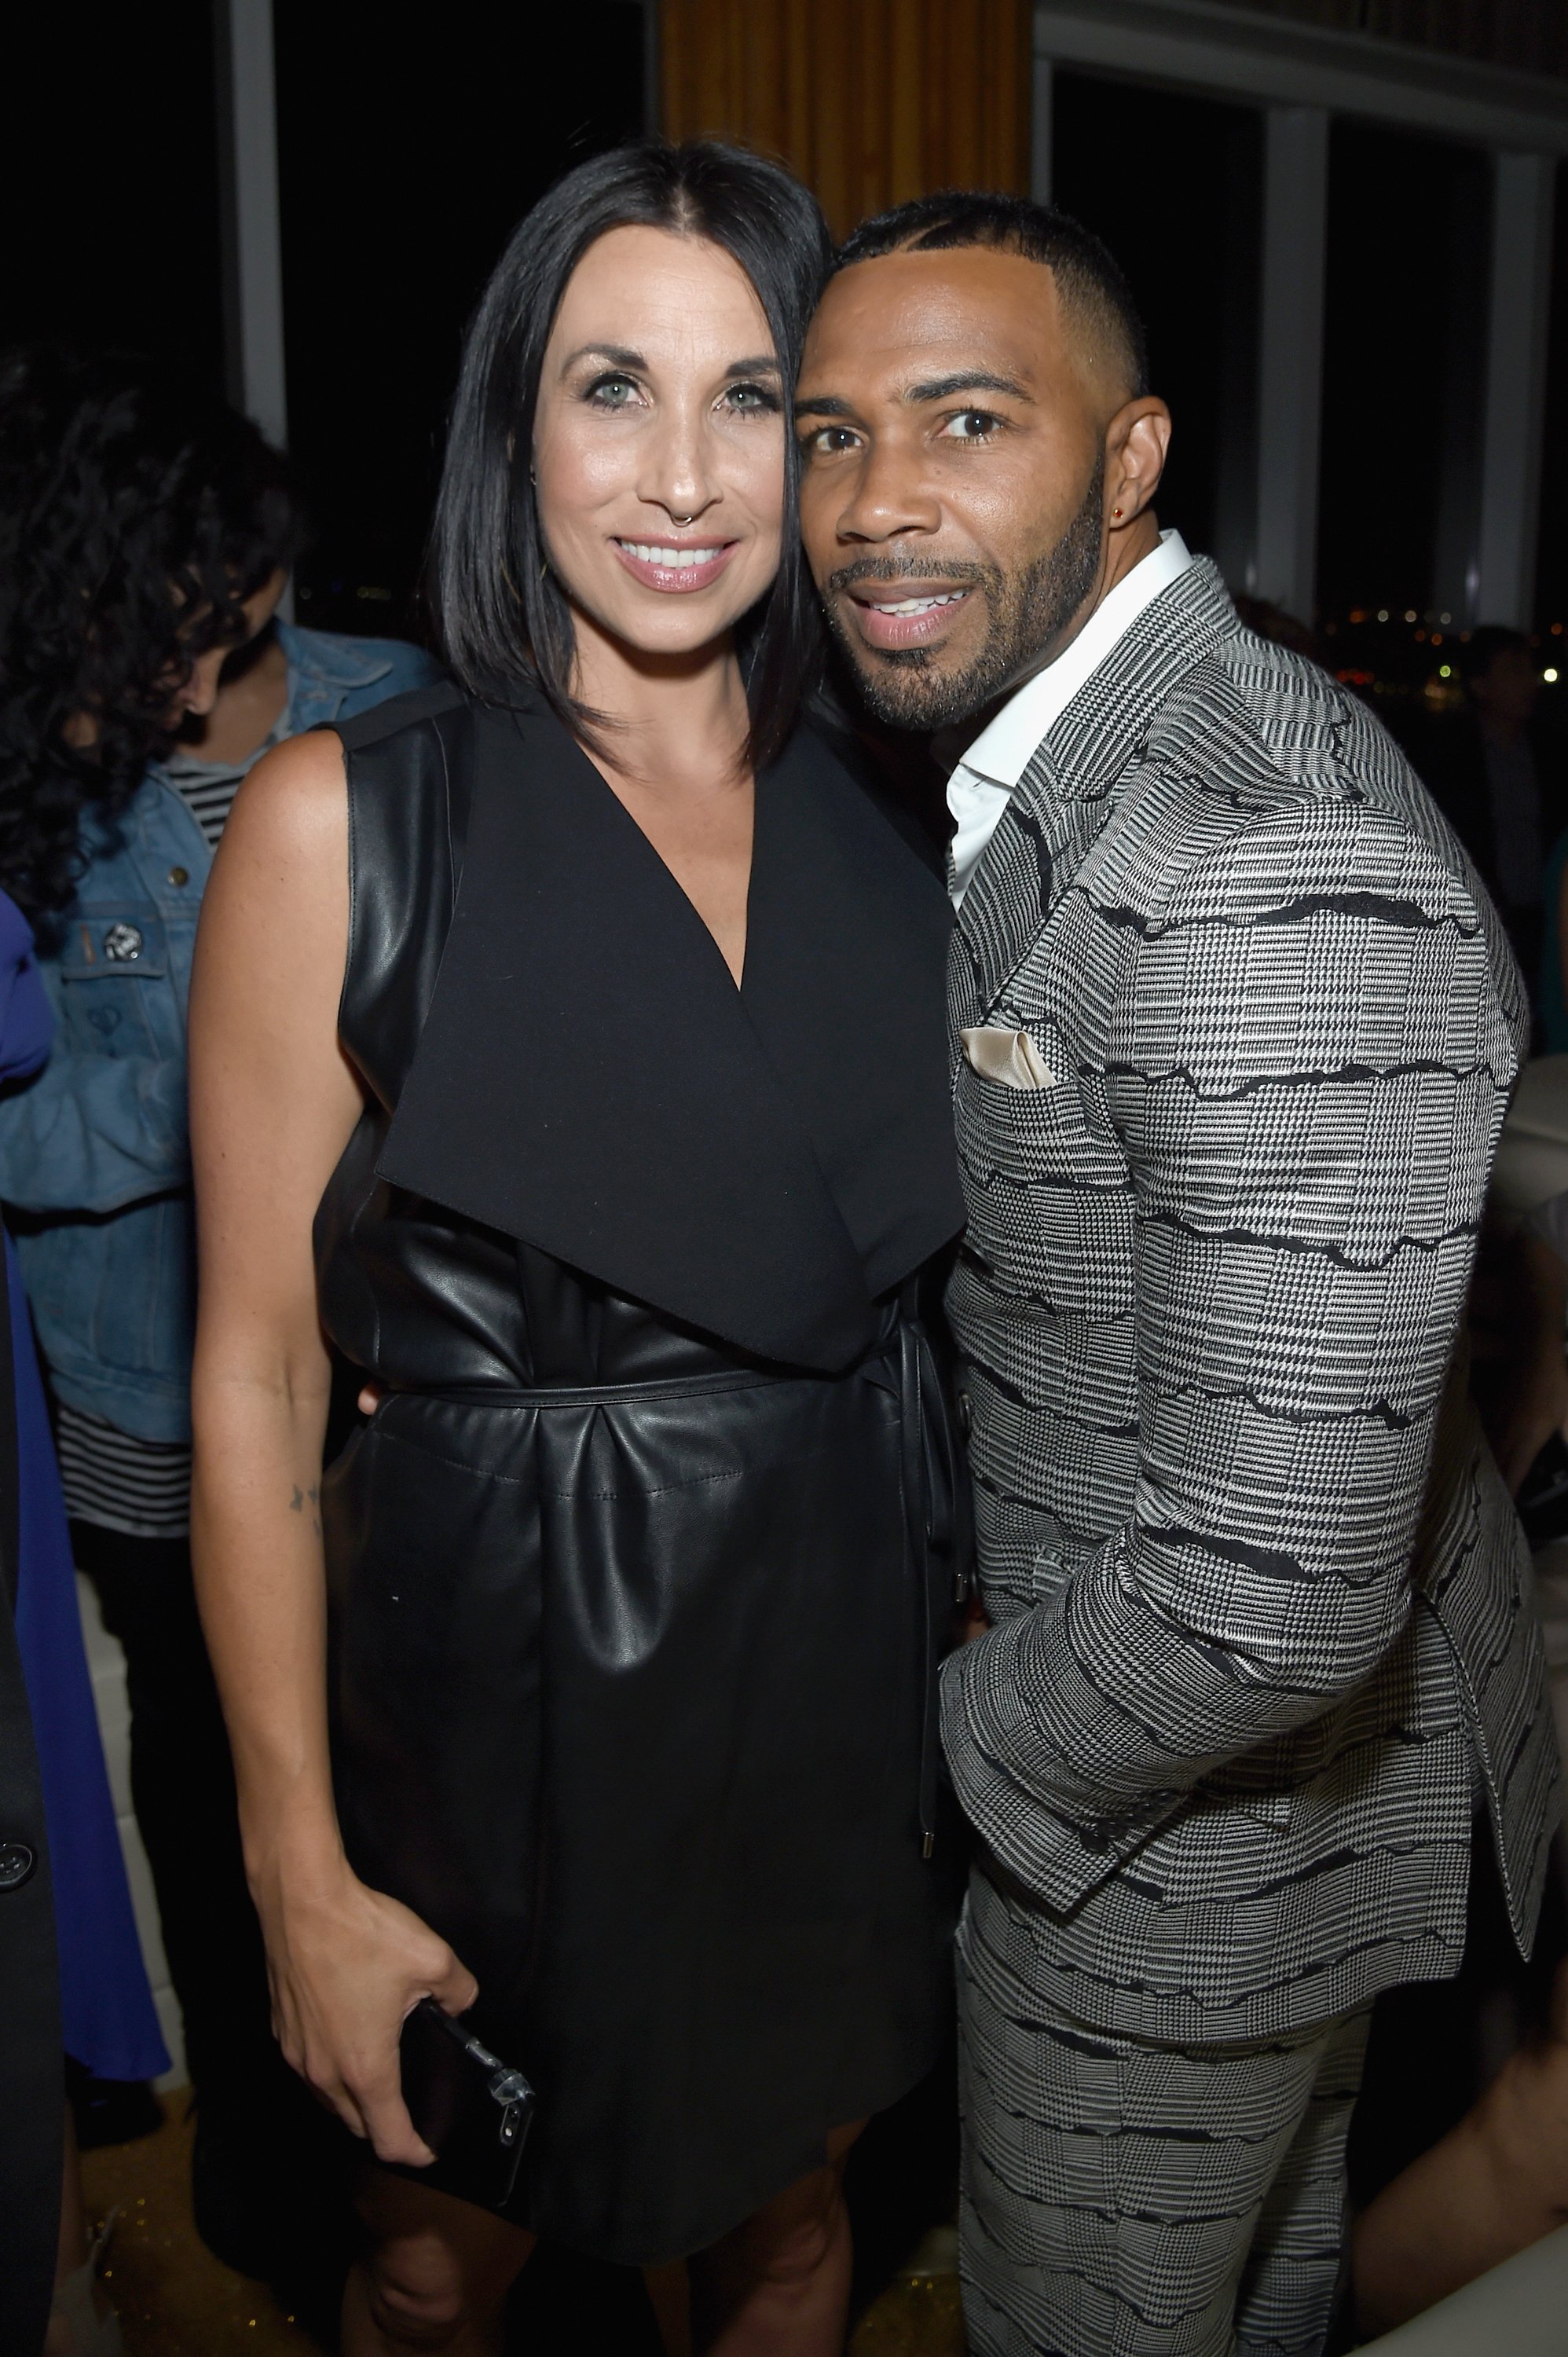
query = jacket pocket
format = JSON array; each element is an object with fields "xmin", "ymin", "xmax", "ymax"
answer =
[{"xmin": 57, "ymin": 911, "xmax": 171, "ymax": 1058}]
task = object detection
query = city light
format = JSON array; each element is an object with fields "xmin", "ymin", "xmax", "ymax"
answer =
[{"xmin": 1546, "ymin": 668, "xmax": 1560, "ymax": 684}]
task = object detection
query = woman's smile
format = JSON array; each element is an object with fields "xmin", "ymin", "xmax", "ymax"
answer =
[{"xmin": 610, "ymin": 535, "xmax": 738, "ymax": 592}]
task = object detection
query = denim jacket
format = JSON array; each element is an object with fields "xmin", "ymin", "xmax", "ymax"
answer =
[{"xmin": 0, "ymin": 625, "xmax": 440, "ymax": 1440}]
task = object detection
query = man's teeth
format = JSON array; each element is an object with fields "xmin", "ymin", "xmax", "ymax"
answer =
[
  {"xmin": 869, "ymin": 590, "xmax": 967, "ymax": 615},
  {"xmin": 620, "ymin": 542, "xmax": 721, "ymax": 568}
]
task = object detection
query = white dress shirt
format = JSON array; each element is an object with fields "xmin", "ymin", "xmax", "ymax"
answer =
[{"xmin": 946, "ymin": 530, "xmax": 1196, "ymax": 907}]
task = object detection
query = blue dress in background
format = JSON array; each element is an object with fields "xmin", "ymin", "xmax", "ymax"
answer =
[{"xmin": 0, "ymin": 887, "xmax": 167, "ymax": 2081}]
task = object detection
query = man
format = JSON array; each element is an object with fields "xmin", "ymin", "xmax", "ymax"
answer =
[{"xmin": 797, "ymin": 193, "xmax": 1560, "ymax": 2355}]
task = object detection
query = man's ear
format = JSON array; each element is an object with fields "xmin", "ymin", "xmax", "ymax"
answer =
[{"xmin": 1105, "ymin": 397, "xmax": 1171, "ymax": 525}]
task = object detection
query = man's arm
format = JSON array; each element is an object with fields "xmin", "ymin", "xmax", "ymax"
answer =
[{"xmin": 942, "ymin": 797, "xmax": 1513, "ymax": 1895}]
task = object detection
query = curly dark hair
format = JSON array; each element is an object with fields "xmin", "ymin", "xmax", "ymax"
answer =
[{"xmin": 0, "ymin": 348, "xmax": 304, "ymax": 915}]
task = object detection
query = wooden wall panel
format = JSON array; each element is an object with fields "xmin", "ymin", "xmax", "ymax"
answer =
[{"xmin": 659, "ymin": 0, "xmax": 1031, "ymax": 240}]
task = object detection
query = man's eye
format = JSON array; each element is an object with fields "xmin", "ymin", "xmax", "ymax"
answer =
[
  {"xmin": 941, "ymin": 410, "xmax": 1001, "ymax": 441},
  {"xmin": 801, "ymin": 426, "xmax": 859, "ymax": 456}
]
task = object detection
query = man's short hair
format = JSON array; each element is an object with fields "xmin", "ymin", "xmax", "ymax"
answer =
[{"xmin": 833, "ymin": 191, "xmax": 1150, "ymax": 402}]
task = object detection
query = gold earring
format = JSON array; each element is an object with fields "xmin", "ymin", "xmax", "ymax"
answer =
[{"xmin": 1112, "ymin": 506, "xmax": 1124, "ymax": 521}]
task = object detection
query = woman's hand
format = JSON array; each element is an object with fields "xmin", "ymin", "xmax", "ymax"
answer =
[{"xmin": 255, "ymin": 1842, "xmax": 478, "ymax": 2166}]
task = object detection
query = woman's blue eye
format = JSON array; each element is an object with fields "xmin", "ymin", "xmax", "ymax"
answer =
[
  {"xmin": 588, "ymin": 376, "xmax": 638, "ymax": 407},
  {"xmin": 724, "ymin": 383, "xmax": 779, "ymax": 414}
]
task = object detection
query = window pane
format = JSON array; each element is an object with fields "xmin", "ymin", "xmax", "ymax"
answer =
[
  {"xmin": 1052, "ymin": 71, "xmax": 1262, "ymax": 573},
  {"xmin": 4, "ymin": 6, "xmax": 223, "ymax": 387},
  {"xmin": 274, "ymin": 2, "xmax": 646, "ymax": 638},
  {"xmin": 1534, "ymin": 162, "xmax": 1568, "ymax": 637},
  {"xmin": 1317, "ymin": 121, "xmax": 1489, "ymax": 627}
]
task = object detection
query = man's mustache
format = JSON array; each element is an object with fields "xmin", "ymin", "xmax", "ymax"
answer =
[{"xmin": 822, "ymin": 556, "xmax": 998, "ymax": 599}]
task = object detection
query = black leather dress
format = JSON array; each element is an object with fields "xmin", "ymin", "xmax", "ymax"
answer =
[{"xmin": 316, "ymin": 683, "xmax": 966, "ymax": 2264}]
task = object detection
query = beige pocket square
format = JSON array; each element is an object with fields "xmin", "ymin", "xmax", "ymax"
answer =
[{"xmin": 961, "ymin": 1026, "xmax": 1056, "ymax": 1090}]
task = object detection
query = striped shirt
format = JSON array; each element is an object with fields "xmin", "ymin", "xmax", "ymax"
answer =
[
  {"xmin": 163, "ymin": 723, "xmax": 280, "ymax": 848},
  {"xmin": 55, "ymin": 1401, "xmax": 194, "ymax": 1540},
  {"xmin": 57, "ymin": 728, "xmax": 280, "ymax": 1537}
]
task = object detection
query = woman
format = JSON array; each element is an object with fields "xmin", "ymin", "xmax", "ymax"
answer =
[
  {"xmin": 189, "ymin": 141, "xmax": 963, "ymax": 2355},
  {"xmin": 0, "ymin": 350, "xmax": 434, "ymax": 2297}
]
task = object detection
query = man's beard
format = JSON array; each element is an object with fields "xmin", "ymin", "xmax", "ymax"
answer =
[{"xmin": 822, "ymin": 449, "xmax": 1106, "ymax": 732}]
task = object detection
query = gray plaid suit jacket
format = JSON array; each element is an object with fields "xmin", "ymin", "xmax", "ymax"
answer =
[{"xmin": 940, "ymin": 558, "xmax": 1561, "ymax": 2043}]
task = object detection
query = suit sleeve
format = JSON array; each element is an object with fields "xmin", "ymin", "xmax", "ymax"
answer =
[{"xmin": 940, "ymin": 795, "xmax": 1518, "ymax": 1898}]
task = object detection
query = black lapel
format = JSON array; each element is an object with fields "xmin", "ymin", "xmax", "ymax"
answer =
[
  {"xmin": 742, "ymin": 728, "xmax": 963, "ymax": 1303},
  {"xmin": 378, "ymin": 700, "xmax": 958, "ymax": 1371}
]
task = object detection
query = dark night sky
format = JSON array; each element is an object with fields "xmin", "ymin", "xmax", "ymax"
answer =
[
  {"xmin": 272, "ymin": 3, "xmax": 645, "ymax": 636},
  {"xmin": 5, "ymin": 5, "xmax": 225, "ymax": 389},
  {"xmin": 3, "ymin": 6, "xmax": 646, "ymax": 643},
  {"xmin": 4, "ymin": 23, "xmax": 1562, "ymax": 633},
  {"xmin": 1052, "ymin": 71, "xmax": 1261, "ymax": 584},
  {"xmin": 1317, "ymin": 118, "xmax": 1492, "ymax": 626},
  {"xmin": 1051, "ymin": 71, "xmax": 1563, "ymax": 630}
]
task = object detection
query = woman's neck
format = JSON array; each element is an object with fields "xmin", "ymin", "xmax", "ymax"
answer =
[{"xmin": 570, "ymin": 612, "xmax": 751, "ymax": 796}]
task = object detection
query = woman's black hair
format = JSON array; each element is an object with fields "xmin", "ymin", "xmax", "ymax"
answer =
[
  {"xmin": 429, "ymin": 139, "xmax": 833, "ymax": 769},
  {"xmin": 0, "ymin": 347, "xmax": 303, "ymax": 915}
]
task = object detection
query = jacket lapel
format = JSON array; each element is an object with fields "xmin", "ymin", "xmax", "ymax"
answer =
[
  {"xmin": 378, "ymin": 698, "xmax": 956, "ymax": 1372},
  {"xmin": 956, "ymin": 559, "xmax": 1239, "ymax": 1018}
]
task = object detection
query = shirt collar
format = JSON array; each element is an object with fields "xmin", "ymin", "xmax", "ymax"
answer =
[
  {"xmin": 276, "ymin": 620, "xmax": 397, "ymax": 693},
  {"xmin": 954, "ymin": 530, "xmax": 1195, "ymax": 790}
]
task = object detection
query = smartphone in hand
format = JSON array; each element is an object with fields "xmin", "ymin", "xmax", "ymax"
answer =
[{"xmin": 397, "ymin": 1996, "xmax": 536, "ymax": 2212}]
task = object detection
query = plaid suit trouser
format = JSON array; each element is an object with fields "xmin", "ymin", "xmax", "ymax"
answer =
[{"xmin": 958, "ymin": 1865, "xmax": 1373, "ymax": 2357}]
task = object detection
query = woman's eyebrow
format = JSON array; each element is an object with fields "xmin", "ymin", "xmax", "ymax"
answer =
[
  {"xmin": 559, "ymin": 343, "xmax": 647, "ymax": 372},
  {"xmin": 559, "ymin": 346, "xmax": 782, "ymax": 379}
]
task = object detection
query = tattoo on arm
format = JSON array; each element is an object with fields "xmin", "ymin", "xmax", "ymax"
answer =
[{"xmin": 290, "ymin": 1483, "xmax": 324, "ymax": 1538}]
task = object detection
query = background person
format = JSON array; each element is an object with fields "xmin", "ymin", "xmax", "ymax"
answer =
[
  {"xmin": 1423, "ymin": 624, "xmax": 1564, "ymax": 1002},
  {"xmin": 0, "ymin": 348, "xmax": 437, "ymax": 2297},
  {"xmin": 0, "ymin": 602, "xmax": 171, "ymax": 2352}
]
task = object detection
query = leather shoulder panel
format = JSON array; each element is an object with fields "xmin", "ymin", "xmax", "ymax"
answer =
[
  {"xmin": 333, "ymin": 677, "xmax": 467, "ymax": 755},
  {"xmin": 335, "ymin": 687, "xmax": 476, "ymax": 1109}
]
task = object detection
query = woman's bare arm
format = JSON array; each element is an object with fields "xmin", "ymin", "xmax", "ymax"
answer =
[{"xmin": 189, "ymin": 728, "xmax": 474, "ymax": 2166}]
